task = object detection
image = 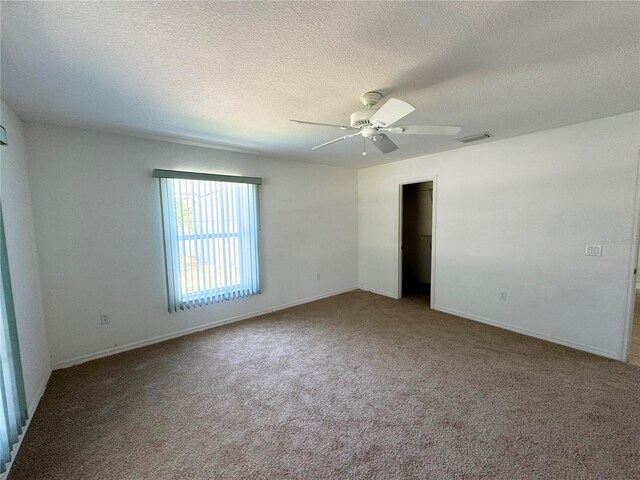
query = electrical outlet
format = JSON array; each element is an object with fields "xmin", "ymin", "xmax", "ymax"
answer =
[
  {"xmin": 499, "ymin": 292, "xmax": 507, "ymax": 301},
  {"xmin": 99, "ymin": 313, "xmax": 110, "ymax": 325},
  {"xmin": 585, "ymin": 245, "xmax": 603, "ymax": 256}
]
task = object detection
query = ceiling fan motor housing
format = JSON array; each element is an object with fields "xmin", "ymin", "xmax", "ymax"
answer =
[{"xmin": 350, "ymin": 109, "xmax": 377, "ymax": 128}]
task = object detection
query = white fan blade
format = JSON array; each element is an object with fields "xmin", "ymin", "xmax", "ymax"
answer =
[
  {"xmin": 368, "ymin": 98, "xmax": 415, "ymax": 127},
  {"xmin": 311, "ymin": 132, "xmax": 361, "ymax": 150},
  {"xmin": 370, "ymin": 134, "xmax": 398, "ymax": 154},
  {"xmin": 382, "ymin": 125, "xmax": 462, "ymax": 135},
  {"xmin": 290, "ymin": 119, "xmax": 354, "ymax": 130}
]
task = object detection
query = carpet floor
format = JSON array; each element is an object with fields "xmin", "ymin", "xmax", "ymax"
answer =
[{"xmin": 9, "ymin": 291, "xmax": 640, "ymax": 479}]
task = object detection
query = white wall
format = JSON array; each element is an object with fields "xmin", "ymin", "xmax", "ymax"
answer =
[
  {"xmin": 359, "ymin": 111, "xmax": 640, "ymax": 360},
  {"xmin": 0, "ymin": 100, "xmax": 50, "ymax": 412},
  {"xmin": 25, "ymin": 123, "xmax": 358, "ymax": 367}
]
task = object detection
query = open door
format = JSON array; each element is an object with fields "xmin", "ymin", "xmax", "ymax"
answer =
[{"xmin": 400, "ymin": 181, "xmax": 433, "ymax": 305}]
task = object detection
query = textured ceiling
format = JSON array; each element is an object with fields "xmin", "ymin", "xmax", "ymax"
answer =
[{"xmin": 1, "ymin": 1, "xmax": 639, "ymax": 168}]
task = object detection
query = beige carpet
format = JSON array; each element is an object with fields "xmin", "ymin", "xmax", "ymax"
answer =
[{"xmin": 9, "ymin": 291, "xmax": 640, "ymax": 479}]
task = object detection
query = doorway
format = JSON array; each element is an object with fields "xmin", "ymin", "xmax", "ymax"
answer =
[
  {"xmin": 629, "ymin": 253, "xmax": 640, "ymax": 366},
  {"xmin": 400, "ymin": 181, "xmax": 434, "ymax": 305},
  {"xmin": 624, "ymin": 154, "xmax": 640, "ymax": 365}
]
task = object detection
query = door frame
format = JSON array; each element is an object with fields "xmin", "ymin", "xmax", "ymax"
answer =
[
  {"xmin": 397, "ymin": 176, "xmax": 438, "ymax": 304},
  {"xmin": 622, "ymin": 150, "xmax": 640, "ymax": 361}
]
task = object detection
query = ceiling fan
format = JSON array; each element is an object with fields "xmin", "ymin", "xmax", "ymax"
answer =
[{"xmin": 291, "ymin": 92, "xmax": 461, "ymax": 155}]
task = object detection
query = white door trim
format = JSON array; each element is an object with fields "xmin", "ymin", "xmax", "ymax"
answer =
[{"xmin": 622, "ymin": 149, "xmax": 640, "ymax": 361}]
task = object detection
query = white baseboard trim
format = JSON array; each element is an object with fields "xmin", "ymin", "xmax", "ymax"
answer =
[
  {"xmin": 432, "ymin": 303, "xmax": 621, "ymax": 361},
  {"xmin": 359, "ymin": 286, "xmax": 397, "ymax": 299},
  {"xmin": 1, "ymin": 369, "xmax": 52, "ymax": 480},
  {"xmin": 53, "ymin": 287, "xmax": 358, "ymax": 370}
]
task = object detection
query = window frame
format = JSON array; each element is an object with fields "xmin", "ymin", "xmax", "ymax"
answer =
[{"xmin": 154, "ymin": 169, "xmax": 262, "ymax": 312}]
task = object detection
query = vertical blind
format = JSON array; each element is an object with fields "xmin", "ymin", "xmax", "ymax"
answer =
[
  {"xmin": 0, "ymin": 203, "xmax": 28, "ymax": 474},
  {"xmin": 155, "ymin": 170, "xmax": 261, "ymax": 311}
]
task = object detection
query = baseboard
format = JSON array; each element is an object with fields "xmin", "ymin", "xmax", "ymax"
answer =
[
  {"xmin": 28, "ymin": 369, "xmax": 51, "ymax": 417},
  {"xmin": 1, "ymin": 368, "xmax": 52, "ymax": 480},
  {"xmin": 432, "ymin": 303, "xmax": 621, "ymax": 361},
  {"xmin": 53, "ymin": 287, "xmax": 358, "ymax": 370},
  {"xmin": 359, "ymin": 286, "xmax": 397, "ymax": 299}
]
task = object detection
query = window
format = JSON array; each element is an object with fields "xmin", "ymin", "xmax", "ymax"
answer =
[
  {"xmin": 154, "ymin": 170, "xmax": 261, "ymax": 311},
  {"xmin": 0, "ymin": 203, "xmax": 28, "ymax": 473}
]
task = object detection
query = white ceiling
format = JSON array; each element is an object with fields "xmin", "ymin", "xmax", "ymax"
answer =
[{"xmin": 1, "ymin": 1, "xmax": 639, "ymax": 168}]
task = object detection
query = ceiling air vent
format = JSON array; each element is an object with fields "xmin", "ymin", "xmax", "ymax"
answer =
[{"xmin": 458, "ymin": 132, "xmax": 492, "ymax": 144}]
